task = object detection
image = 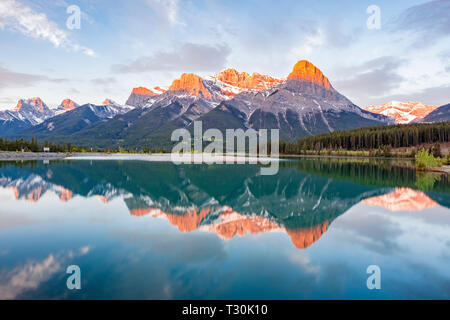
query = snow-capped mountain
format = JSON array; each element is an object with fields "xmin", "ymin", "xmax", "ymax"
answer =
[
  {"xmin": 365, "ymin": 101, "xmax": 438, "ymax": 124},
  {"xmin": 0, "ymin": 97, "xmax": 54, "ymax": 125},
  {"xmin": 12, "ymin": 101, "xmax": 135, "ymax": 141},
  {"xmin": 207, "ymin": 68, "xmax": 283, "ymax": 97},
  {"xmin": 101, "ymin": 98, "xmax": 134, "ymax": 116}
]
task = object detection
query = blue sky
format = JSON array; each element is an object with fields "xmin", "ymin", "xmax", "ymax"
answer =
[{"xmin": 0, "ymin": 0, "xmax": 449, "ymax": 109}]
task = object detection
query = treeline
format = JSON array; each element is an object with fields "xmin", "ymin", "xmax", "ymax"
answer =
[
  {"xmin": 0, "ymin": 137, "xmax": 95, "ymax": 153},
  {"xmin": 0, "ymin": 137, "xmax": 166, "ymax": 153},
  {"xmin": 280, "ymin": 122, "xmax": 450, "ymax": 155}
]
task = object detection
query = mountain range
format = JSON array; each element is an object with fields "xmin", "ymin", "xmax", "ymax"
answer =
[{"xmin": 1, "ymin": 60, "xmax": 447, "ymax": 149}]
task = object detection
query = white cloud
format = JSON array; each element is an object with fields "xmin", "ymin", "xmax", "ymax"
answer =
[
  {"xmin": 288, "ymin": 252, "xmax": 320, "ymax": 278},
  {"xmin": 0, "ymin": 246, "xmax": 91, "ymax": 299},
  {"xmin": 0, "ymin": 254, "xmax": 61, "ymax": 299},
  {"xmin": 112, "ymin": 42, "xmax": 231, "ymax": 73},
  {"xmin": 0, "ymin": 0, "xmax": 95, "ymax": 56}
]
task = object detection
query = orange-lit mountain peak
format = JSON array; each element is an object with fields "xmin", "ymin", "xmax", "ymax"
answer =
[
  {"xmin": 13, "ymin": 97, "xmax": 46, "ymax": 112},
  {"xmin": 102, "ymin": 98, "xmax": 112, "ymax": 105},
  {"xmin": 363, "ymin": 188, "xmax": 439, "ymax": 211},
  {"xmin": 215, "ymin": 68, "xmax": 248, "ymax": 84},
  {"xmin": 60, "ymin": 98, "xmax": 77, "ymax": 111},
  {"xmin": 169, "ymin": 73, "xmax": 212, "ymax": 99},
  {"xmin": 131, "ymin": 86, "xmax": 157, "ymax": 96},
  {"xmin": 286, "ymin": 222, "xmax": 329, "ymax": 249},
  {"xmin": 212, "ymin": 68, "xmax": 282, "ymax": 96},
  {"xmin": 287, "ymin": 60, "xmax": 331, "ymax": 89}
]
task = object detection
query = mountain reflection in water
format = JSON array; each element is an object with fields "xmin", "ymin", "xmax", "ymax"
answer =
[{"xmin": 0, "ymin": 159, "xmax": 448, "ymax": 250}]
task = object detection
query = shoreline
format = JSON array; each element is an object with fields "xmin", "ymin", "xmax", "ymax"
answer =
[
  {"xmin": 0, "ymin": 152, "xmax": 281, "ymax": 162},
  {"xmin": 0, "ymin": 151, "xmax": 448, "ymax": 175},
  {"xmin": 0, "ymin": 151, "xmax": 416, "ymax": 161}
]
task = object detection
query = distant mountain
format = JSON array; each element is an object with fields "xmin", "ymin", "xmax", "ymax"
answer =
[
  {"xmin": 12, "ymin": 103, "xmax": 133, "ymax": 141},
  {"xmin": 125, "ymin": 86, "xmax": 168, "ymax": 107},
  {"xmin": 0, "ymin": 97, "xmax": 55, "ymax": 136},
  {"xmin": 125, "ymin": 87, "xmax": 158, "ymax": 107},
  {"xmin": 416, "ymin": 103, "xmax": 450, "ymax": 123},
  {"xmin": 194, "ymin": 60, "xmax": 393, "ymax": 141},
  {"xmin": 0, "ymin": 97, "xmax": 54, "ymax": 125},
  {"xmin": 54, "ymin": 99, "xmax": 80, "ymax": 115},
  {"xmin": 365, "ymin": 101, "xmax": 438, "ymax": 124}
]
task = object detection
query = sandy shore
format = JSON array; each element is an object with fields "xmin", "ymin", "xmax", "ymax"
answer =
[
  {"xmin": 0, "ymin": 151, "xmax": 71, "ymax": 160},
  {"xmin": 0, "ymin": 152, "xmax": 125, "ymax": 161}
]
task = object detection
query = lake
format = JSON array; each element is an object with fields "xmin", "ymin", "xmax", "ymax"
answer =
[{"xmin": 0, "ymin": 158, "xmax": 449, "ymax": 299}]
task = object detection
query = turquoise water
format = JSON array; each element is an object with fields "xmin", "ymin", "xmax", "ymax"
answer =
[{"xmin": 0, "ymin": 159, "xmax": 449, "ymax": 299}]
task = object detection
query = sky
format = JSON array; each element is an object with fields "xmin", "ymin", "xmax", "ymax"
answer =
[{"xmin": 0, "ymin": 0, "xmax": 449, "ymax": 109}]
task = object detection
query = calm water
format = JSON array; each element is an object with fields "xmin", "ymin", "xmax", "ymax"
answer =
[{"xmin": 0, "ymin": 158, "xmax": 449, "ymax": 299}]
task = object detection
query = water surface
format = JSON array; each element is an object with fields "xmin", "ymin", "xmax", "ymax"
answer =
[{"xmin": 0, "ymin": 158, "xmax": 449, "ymax": 299}]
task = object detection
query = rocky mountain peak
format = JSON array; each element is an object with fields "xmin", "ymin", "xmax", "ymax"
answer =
[
  {"xmin": 60, "ymin": 98, "xmax": 78, "ymax": 111},
  {"xmin": 169, "ymin": 73, "xmax": 212, "ymax": 99},
  {"xmin": 287, "ymin": 60, "xmax": 331, "ymax": 89},
  {"xmin": 131, "ymin": 86, "xmax": 157, "ymax": 96},
  {"xmin": 212, "ymin": 68, "xmax": 283, "ymax": 97},
  {"xmin": 102, "ymin": 98, "xmax": 117, "ymax": 106},
  {"xmin": 13, "ymin": 97, "xmax": 47, "ymax": 113}
]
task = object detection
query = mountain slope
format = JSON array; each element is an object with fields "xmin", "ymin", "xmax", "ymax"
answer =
[
  {"xmin": 0, "ymin": 118, "xmax": 33, "ymax": 136},
  {"xmin": 59, "ymin": 74, "xmax": 222, "ymax": 147},
  {"xmin": 54, "ymin": 99, "xmax": 80, "ymax": 115},
  {"xmin": 12, "ymin": 103, "xmax": 132, "ymax": 141},
  {"xmin": 416, "ymin": 103, "xmax": 450, "ymax": 123}
]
